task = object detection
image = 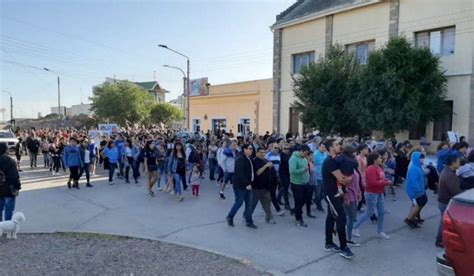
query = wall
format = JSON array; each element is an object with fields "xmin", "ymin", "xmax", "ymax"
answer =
[{"xmin": 189, "ymin": 79, "xmax": 273, "ymax": 135}]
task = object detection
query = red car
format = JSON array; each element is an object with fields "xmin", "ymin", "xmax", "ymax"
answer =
[{"xmin": 437, "ymin": 189, "xmax": 474, "ymax": 276}]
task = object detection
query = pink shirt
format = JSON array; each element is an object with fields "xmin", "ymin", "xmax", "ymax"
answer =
[{"xmin": 345, "ymin": 169, "xmax": 361, "ymax": 203}]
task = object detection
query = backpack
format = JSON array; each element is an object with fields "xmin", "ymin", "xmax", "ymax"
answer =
[{"xmin": 188, "ymin": 147, "xmax": 200, "ymax": 163}]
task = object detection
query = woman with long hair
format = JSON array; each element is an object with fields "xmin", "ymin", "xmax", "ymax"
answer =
[
  {"xmin": 168, "ymin": 142, "xmax": 186, "ymax": 201},
  {"xmin": 144, "ymin": 140, "xmax": 159, "ymax": 197}
]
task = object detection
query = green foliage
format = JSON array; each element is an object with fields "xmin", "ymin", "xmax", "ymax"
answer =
[
  {"xmin": 354, "ymin": 37, "xmax": 447, "ymax": 136},
  {"xmin": 293, "ymin": 46, "xmax": 367, "ymax": 135},
  {"xmin": 149, "ymin": 103, "xmax": 184, "ymax": 126},
  {"xmin": 90, "ymin": 81, "xmax": 154, "ymax": 125}
]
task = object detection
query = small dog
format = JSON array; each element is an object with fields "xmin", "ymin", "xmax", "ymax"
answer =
[{"xmin": 0, "ymin": 212, "xmax": 26, "ymax": 239}]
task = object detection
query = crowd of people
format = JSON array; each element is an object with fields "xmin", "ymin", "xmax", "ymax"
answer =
[{"xmin": 1, "ymin": 127, "xmax": 473, "ymax": 259}]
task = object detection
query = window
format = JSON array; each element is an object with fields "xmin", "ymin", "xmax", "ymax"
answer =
[
  {"xmin": 292, "ymin": 51, "xmax": 315, "ymax": 74},
  {"xmin": 192, "ymin": 119, "xmax": 201, "ymax": 132},
  {"xmin": 415, "ymin": 27, "xmax": 455, "ymax": 56},
  {"xmin": 409, "ymin": 126, "xmax": 426, "ymax": 140},
  {"xmin": 433, "ymin": 101, "xmax": 453, "ymax": 141},
  {"xmin": 345, "ymin": 41, "xmax": 375, "ymax": 64}
]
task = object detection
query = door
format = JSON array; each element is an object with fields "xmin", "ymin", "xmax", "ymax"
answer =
[
  {"xmin": 289, "ymin": 107, "xmax": 299, "ymax": 135},
  {"xmin": 238, "ymin": 118, "xmax": 251, "ymax": 136}
]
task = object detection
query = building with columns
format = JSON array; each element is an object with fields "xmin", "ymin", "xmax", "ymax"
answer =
[{"xmin": 272, "ymin": 0, "xmax": 474, "ymax": 144}]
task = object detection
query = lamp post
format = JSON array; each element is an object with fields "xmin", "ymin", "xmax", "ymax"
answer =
[
  {"xmin": 163, "ymin": 65, "xmax": 186, "ymax": 112},
  {"xmin": 159, "ymin": 45, "xmax": 190, "ymax": 130},
  {"xmin": 43, "ymin": 67, "xmax": 62, "ymax": 119},
  {"xmin": 2, "ymin": 90, "xmax": 13, "ymax": 125}
]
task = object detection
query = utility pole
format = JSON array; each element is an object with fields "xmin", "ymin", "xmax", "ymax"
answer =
[{"xmin": 57, "ymin": 75, "xmax": 61, "ymax": 119}]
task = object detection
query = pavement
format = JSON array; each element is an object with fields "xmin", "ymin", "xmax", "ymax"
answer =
[{"xmin": 13, "ymin": 157, "xmax": 442, "ymax": 275}]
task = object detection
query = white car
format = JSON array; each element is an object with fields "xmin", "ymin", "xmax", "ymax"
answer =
[{"xmin": 0, "ymin": 130, "xmax": 19, "ymax": 153}]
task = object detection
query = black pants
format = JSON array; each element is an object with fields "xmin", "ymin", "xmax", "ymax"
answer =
[
  {"xmin": 278, "ymin": 174, "xmax": 291, "ymax": 208},
  {"xmin": 79, "ymin": 163, "xmax": 90, "ymax": 183},
  {"xmin": 52, "ymin": 156, "xmax": 60, "ymax": 172},
  {"xmin": 269, "ymin": 180, "xmax": 281, "ymax": 212},
  {"xmin": 305, "ymin": 185, "xmax": 315, "ymax": 214},
  {"xmin": 291, "ymin": 184, "xmax": 306, "ymax": 222},
  {"xmin": 325, "ymin": 196, "xmax": 347, "ymax": 249},
  {"xmin": 69, "ymin": 166, "xmax": 80, "ymax": 181}
]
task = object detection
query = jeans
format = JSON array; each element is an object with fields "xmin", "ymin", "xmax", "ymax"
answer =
[
  {"xmin": 344, "ymin": 201, "xmax": 357, "ymax": 241},
  {"xmin": 118, "ymin": 160, "xmax": 124, "ymax": 177},
  {"xmin": 325, "ymin": 196, "xmax": 347, "ymax": 249},
  {"xmin": 0, "ymin": 197, "xmax": 16, "ymax": 221},
  {"xmin": 252, "ymin": 189, "xmax": 273, "ymax": 221},
  {"xmin": 277, "ymin": 174, "xmax": 290, "ymax": 208},
  {"xmin": 314, "ymin": 180, "xmax": 324, "ymax": 209},
  {"xmin": 79, "ymin": 163, "xmax": 90, "ymax": 183},
  {"xmin": 108, "ymin": 162, "xmax": 116, "ymax": 182},
  {"xmin": 132, "ymin": 159, "xmax": 139, "ymax": 181},
  {"xmin": 354, "ymin": 192, "xmax": 385, "ymax": 234},
  {"xmin": 173, "ymin": 173, "xmax": 186, "ymax": 195},
  {"xmin": 208, "ymin": 158, "xmax": 217, "ymax": 180},
  {"xmin": 436, "ymin": 202, "xmax": 448, "ymax": 243},
  {"xmin": 30, "ymin": 151, "xmax": 38, "ymax": 167},
  {"xmin": 227, "ymin": 187, "xmax": 253, "ymax": 225},
  {"xmin": 291, "ymin": 184, "xmax": 306, "ymax": 222},
  {"xmin": 43, "ymin": 152, "xmax": 50, "ymax": 167}
]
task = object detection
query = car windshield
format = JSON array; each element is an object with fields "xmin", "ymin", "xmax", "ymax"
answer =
[{"xmin": 0, "ymin": 132, "xmax": 14, "ymax": 138}]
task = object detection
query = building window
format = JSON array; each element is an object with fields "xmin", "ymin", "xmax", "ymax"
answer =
[
  {"xmin": 192, "ymin": 119, "xmax": 201, "ymax": 132},
  {"xmin": 433, "ymin": 101, "xmax": 453, "ymax": 141},
  {"xmin": 292, "ymin": 51, "xmax": 315, "ymax": 74},
  {"xmin": 415, "ymin": 27, "xmax": 455, "ymax": 56},
  {"xmin": 409, "ymin": 126, "xmax": 426, "ymax": 140},
  {"xmin": 346, "ymin": 41, "xmax": 375, "ymax": 64}
]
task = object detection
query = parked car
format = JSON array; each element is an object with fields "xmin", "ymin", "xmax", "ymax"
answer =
[
  {"xmin": 0, "ymin": 130, "xmax": 19, "ymax": 153},
  {"xmin": 437, "ymin": 189, "xmax": 474, "ymax": 276}
]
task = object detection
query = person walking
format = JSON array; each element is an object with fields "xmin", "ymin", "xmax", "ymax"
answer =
[
  {"xmin": 0, "ymin": 143, "xmax": 21, "ymax": 221},
  {"xmin": 168, "ymin": 142, "xmax": 186, "ymax": 201},
  {"xmin": 305, "ymin": 151, "xmax": 317, "ymax": 218},
  {"xmin": 314, "ymin": 142, "xmax": 327, "ymax": 212},
  {"xmin": 79, "ymin": 140, "xmax": 93, "ymax": 187},
  {"xmin": 208, "ymin": 140, "xmax": 218, "ymax": 181},
  {"xmin": 226, "ymin": 144, "xmax": 256, "ymax": 229},
  {"xmin": 289, "ymin": 144, "xmax": 311, "ymax": 227},
  {"xmin": 63, "ymin": 137, "xmax": 83, "ymax": 189},
  {"xmin": 251, "ymin": 147, "xmax": 276, "ymax": 224},
  {"xmin": 436, "ymin": 155, "xmax": 462, "ymax": 248},
  {"xmin": 122, "ymin": 139, "xmax": 134, "ymax": 184},
  {"xmin": 102, "ymin": 141, "xmax": 119, "ymax": 185},
  {"xmin": 344, "ymin": 166, "xmax": 362, "ymax": 247},
  {"xmin": 265, "ymin": 144, "xmax": 286, "ymax": 216},
  {"xmin": 277, "ymin": 144, "xmax": 292, "ymax": 211},
  {"xmin": 322, "ymin": 139, "xmax": 354, "ymax": 259},
  {"xmin": 26, "ymin": 132, "xmax": 40, "ymax": 168},
  {"xmin": 220, "ymin": 141, "xmax": 237, "ymax": 200},
  {"xmin": 144, "ymin": 141, "xmax": 159, "ymax": 197},
  {"xmin": 352, "ymin": 152, "xmax": 392, "ymax": 239},
  {"xmin": 404, "ymin": 152, "xmax": 428, "ymax": 228}
]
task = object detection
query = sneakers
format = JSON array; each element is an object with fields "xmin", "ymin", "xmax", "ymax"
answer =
[
  {"xmin": 339, "ymin": 247, "xmax": 355, "ymax": 259},
  {"xmin": 352, "ymin": 229, "xmax": 361, "ymax": 237},
  {"xmin": 378, "ymin": 232, "xmax": 390, "ymax": 239},
  {"xmin": 307, "ymin": 213, "xmax": 316, "ymax": 219},
  {"xmin": 267, "ymin": 219, "xmax": 276, "ymax": 224},
  {"xmin": 109, "ymin": 181, "xmax": 114, "ymax": 185},
  {"xmin": 276, "ymin": 210, "xmax": 287, "ymax": 216},
  {"xmin": 226, "ymin": 217, "xmax": 234, "ymax": 227},
  {"xmin": 346, "ymin": 240, "xmax": 360, "ymax": 247},
  {"xmin": 149, "ymin": 191, "xmax": 155, "ymax": 197},
  {"xmin": 246, "ymin": 223, "xmax": 258, "ymax": 229},
  {"xmin": 219, "ymin": 192, "xmax": 226, "ymax": 200},
  {"xmin": 295, "ymin": 220, "xmax": 308, "ymax": 227},
  {"xmin": 157, "ymin": 187, "xmax": 163, "ymax": 192},
  {"xmin": 324, "ymin": 243, "xmax": 341, "ymax": 252},
  {"xmin": 67, "ymin": 181, "xmax": 71, "ymax": 189},
  {"xmin": 86, "ymin": 183, "xmax": 93, "ymax": 188},
  {"xmin": 404, "ymin": 218, "xmax": 420, "ymax": 229}
]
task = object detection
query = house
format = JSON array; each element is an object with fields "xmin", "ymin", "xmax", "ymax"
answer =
[
  {"xmin": 134, "ymin": 81, "xmax": 169, "ymax": 103},
  {"xmin": 189, "ymin": 79, "xmax": 273, "ymax": 135},
  {"xmin": 272, "ymin": 0, "xmax": 474, "ymax": 144}
]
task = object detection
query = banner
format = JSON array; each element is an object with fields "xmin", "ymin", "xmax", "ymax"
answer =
[
  {"xmin": 98, "ymin": 124, "xmax": 119, "ymax": 135},
  {"xmin": 189, "ymin": 77, "xmax": 208, "ymax": 97}
]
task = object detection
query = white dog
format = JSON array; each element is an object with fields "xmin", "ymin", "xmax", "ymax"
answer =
[{"xmin": 0, "ymin": 212, "xmax": 26, "ymax": 239}]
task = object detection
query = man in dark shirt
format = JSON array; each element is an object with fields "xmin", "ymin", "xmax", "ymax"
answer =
[
  {"xmin": 278, "ymin": 143, "xmax": 291, "ymax": 211},
  {"xmin": 436, "ymin": 155, "xmax": 462, "ymax": 248},
  {"xmin": 0, "ymin": 143, "xmax": 21, "ymax": 221},
  {"xmin": 251, "ymin": 147, "xmax": 275, "ymax": 224},
  {"xmin": 322, "ymin": 139, "xmax": 354, "ymax": 259}
]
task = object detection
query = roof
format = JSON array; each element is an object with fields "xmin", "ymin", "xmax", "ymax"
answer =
[
  {"xmin": 134, "ymin": 81, "xmax": 158, "ymax": 91},
  {"xmin": 273, "ymin": 0, "xmax": 376, "ymax": 29}
]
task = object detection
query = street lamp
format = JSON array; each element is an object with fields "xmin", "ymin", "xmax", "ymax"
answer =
[
  {"xmin": 163, "ymin": 65, "xmax": 187, "ymax": 113},
  {"xmin": 159, "ymin": 44, "xmax": 190, "ymax": 130},
  {"xmin": 43, "ymin": 67, "xmax": 62, "ymax": 119},
  {"xmin": 2, "ymin": 90, "xmax": 13, "ymax": 125}
]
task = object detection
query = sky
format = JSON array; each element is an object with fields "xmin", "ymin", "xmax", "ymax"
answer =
[{"xmin": 0, "ymin": 0, "xmax": 294, "ymax": 119}]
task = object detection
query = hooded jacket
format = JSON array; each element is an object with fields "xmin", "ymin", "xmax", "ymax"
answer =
[
  {"xmin": 221, "ymin": 147, "xmax": 236, "ymax": 173},
  {"xmin": 405, "ymin": 152, "xmax": 426, "ymax": 200},
  {"xmin": 289, "ymin": 151, "xmax": 309, "ymax": 185},
  {"xmin": 0, "ymin": 155, "xmax": 21, "ymax": 197},
  {"xmin": 63, "ymin": 145, "xmax": 83, "ymax": 168}
]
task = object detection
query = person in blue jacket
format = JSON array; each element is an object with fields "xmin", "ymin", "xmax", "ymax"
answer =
[
  {"xmin": 102, "ymin": 140, "xmax": 119, "ymax": 185},
  {"xmin": 63, "ymin": 137, "xmax": 83, "ymax": 189},
  {"xmin": 404, "ymin": 152, "xmax": 427, "ymax": 229},
  {"xmin": 436, "ymin": 141, "xmax": 450, "ymax": 173}
]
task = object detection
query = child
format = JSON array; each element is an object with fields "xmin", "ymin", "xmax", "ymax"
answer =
[
  {"xmin": 191, "ymin": 164, "xmax": 201, "ymax": 197},
  {"xmin": 335, "ymin": 146, "xmax": 358, "ymax": 197}
]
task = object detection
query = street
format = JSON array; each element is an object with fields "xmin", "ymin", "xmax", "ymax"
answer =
[{"xmin": 14, "ymin": 158, "xmax": 441, "ymax": 275}]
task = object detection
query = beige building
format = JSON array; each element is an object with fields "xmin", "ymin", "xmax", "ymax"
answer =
[
  {"xmin": 272, "ymin": 0, "xmax": 474, "ymax": 144},
  {"xmin": 189, "ymin": 79, "xmax": 273, "ymax": 135}
]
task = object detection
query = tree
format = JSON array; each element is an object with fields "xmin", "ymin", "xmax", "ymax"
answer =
[
  {"xmin": 293, "ymin": 46, "xmax": 367, "ymax": 136},
  {"xmin": 354, "ymin": 37, "xmax": 448, "ymax": 136},
  {"xmin": 90, "ymin": 81, "xmax": 154, "ymax": 125},
  {"xmin": 149, "ymin": 103, "xmax": 184, "ymax": 126}
]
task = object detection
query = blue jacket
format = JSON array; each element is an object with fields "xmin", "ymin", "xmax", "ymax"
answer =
[
  {"xmin": 103, "ymin": 147, "xmax": 119, "ymax": 164},
  {"xmin": 436, "ymin": 149, "xmax": 449, "ymax": 173},
  {"xmin": 167, "ymin": 155, "xmax": 186, "ymax": 174},
  {"xmin": 314, "ymin": 151, "xmax": 327, "ymax": 181},
  {"xmin": 405, "ymin": 152, "xmax": 426, "ymax": 200},
  {"xmin": 115, "ymin": 139, "xmax": 125, "ymax": 157},
  {"xmin": 63, "ymin": 145, "xmax": 83, "ymax": 168}
]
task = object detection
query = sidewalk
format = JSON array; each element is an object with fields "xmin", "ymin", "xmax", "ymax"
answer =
[{"xmin": 16, "ymin": 164, "xmax": 441, "ymax": 275}]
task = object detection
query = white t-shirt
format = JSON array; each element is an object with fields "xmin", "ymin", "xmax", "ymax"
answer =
[{"xmin": 84, "ymin": 149, "xmax": 90, "ymax": 164}]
